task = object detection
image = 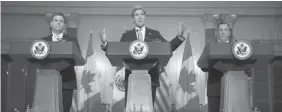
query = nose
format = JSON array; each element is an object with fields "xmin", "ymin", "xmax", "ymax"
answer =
[{"xmin": 221, "ymin": 30, "xmax": 226, "ymax": 34}]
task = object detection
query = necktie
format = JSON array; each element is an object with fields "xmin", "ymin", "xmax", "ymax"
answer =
[{"xmin": 137, "ymin": 28, "xmax": 143, "ymax": 41}]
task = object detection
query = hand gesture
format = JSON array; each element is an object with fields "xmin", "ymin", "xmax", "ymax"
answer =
[{"xmin": 100, "ymin": 28, "xmax": 107, "ymax": 44}]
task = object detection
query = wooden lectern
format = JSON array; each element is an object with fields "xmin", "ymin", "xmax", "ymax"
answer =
[
  {"xmin": 1, "ymin": 40, "xmax": 84, "ymax": 112},
  {"xmin": 198, "ymin": 42, "xmax": 273, "ymax": 112},
  {"xmin": 105, "ymin": 42, "xmax": 172, "ymax": 112}
]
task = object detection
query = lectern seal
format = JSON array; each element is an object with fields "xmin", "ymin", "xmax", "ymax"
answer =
[
  {"xmin": 232, "ymin": 40, "xmax": 252, "ymax": 60},
  {"xmin": 30, "ymin": 40, "xmax": 50, "ymax": 59},
  {"xmin": 129, "ymin": 40, "xmax": 149, "ymax": 60}
]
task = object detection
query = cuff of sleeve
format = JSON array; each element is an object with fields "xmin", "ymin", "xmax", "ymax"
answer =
[
  {"xmin": 101, "ymin": 41, "xmax": 108, "ymax": 49},
  {"xmin": 178, "ymin": 35, "xmax": 185, "ymax": 41},
  {"xmin": 104, "ymin": 41, "xmax": 108, "ymax": 46}
]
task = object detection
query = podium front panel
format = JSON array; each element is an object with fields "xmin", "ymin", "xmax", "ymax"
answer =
[
  {"xmin": 208, "ymin": 42, "xmax": 273, "ymax": 61},
  {"xmin": 106, "ymin": 42, "xmax": 172, "ymax": 67},
  {"xmin": 6, "ymin": 41, "xmax": 85, "ymax": 66},
  {"xmin": 1, "ymin": 40, "xmax": 84, "ymax": 112}
]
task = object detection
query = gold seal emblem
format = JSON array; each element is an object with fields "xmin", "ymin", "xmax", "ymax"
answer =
[
  {"xmin": 129, "ymin": 40, "xmax": 149, "ymax": 60},
  {"xmin": 232, "ymin": 40, "xmax": 252, "ymax": 60},
  {"xmin": 30, "ymin": 40, "xmax": 50, "ymax": 59}
]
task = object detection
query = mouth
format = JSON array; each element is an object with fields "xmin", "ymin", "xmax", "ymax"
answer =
[{"xmin": 55, "ymin": 26, "xmax": 62, "ymax": 29}]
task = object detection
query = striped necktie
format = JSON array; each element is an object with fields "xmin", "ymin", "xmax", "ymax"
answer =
[{"xmin": 137, "ymin": 28, "xmax": 143, "ymax": 41}]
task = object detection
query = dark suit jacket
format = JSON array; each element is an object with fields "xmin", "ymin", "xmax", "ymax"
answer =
[
  {"xmin": 197, "ymin": 37, "xmax": 236, "ymax": 96},
  {"xmin": 41, "ymin": 34, "xmax": 81, "ymax": 90},
  {"xmin": 102, "ymin": 27, "xmax": 184, "ymax": 87}
]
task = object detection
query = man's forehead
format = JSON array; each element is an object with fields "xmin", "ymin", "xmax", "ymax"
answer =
[
  {"xmin": 53, "ymin": 15, "xmax": 64, "ymax": 20},
  {"xmin": 134, "ymin": 9, "xmax": 145, "ymax": 14},
  {"xmin": 218, "ymin": 24, "xmax": 229, "ymax": 29}
]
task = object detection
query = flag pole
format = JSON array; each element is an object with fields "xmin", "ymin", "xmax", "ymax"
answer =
[{"xmin": 87, "ymin": 28, "xmax": 92, "ymax": 112}]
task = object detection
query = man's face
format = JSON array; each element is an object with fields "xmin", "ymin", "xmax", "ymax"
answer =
[
  {"xmin": 217, "ymin": 24, "xmax": 230, "ymax": 42},
  {"xmin": 133, "ymin": 9, "xmax": 145, "ymax": 28},
  {"xmin": 50, "ymin": 15, "xmax": 65, "ymax": 32}
]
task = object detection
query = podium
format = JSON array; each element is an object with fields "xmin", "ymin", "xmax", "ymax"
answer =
[
  {"xmin": 1, "ymin": 40, "xmax": 84, "ymax": 112},
  {"xmin": 198, "ymin": 42, "xmax": 274, "ymax": 112},
  {"xmin": 106, "ymin": 42, "xmax": 172, "ymax": 112}
]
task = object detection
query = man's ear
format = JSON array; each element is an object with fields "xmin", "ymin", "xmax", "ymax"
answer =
[
  {"xmin": 63, "ymin": 26, "xmax": 67, "ymax": 34},
  {"xmin": 214, "ymin": 29, "xmax": 219, "ymax": 38},
  {"xmin": 50, "ymin": 21, "xmax": 52, "ymax": 27},
  {"xmin": 228, "ymin": 29, "xmax": 231, "ymax": 36}
]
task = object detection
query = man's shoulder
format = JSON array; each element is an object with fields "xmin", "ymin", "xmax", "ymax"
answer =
[
  {"xmin": 63, "ymin": 34, "xmax": 77, "ymax": 41},
  {"xmin": 146, "ymin": 27, "xmax": 159, "ymax": 33},
  {"xmin": 123, "ymin": 29, "xmax": 133, "ymax": 34},
  {"xmin": 207, "ymin": 37, "xmax": 218, "ymax": 44},
  {"xmin": 41, "ymin": 34, "xmax": 52, "ymax": 41},
  {"xmin": 63, "ymin": 34, "xmax": 73, "ymax": 38},
  {"xmin": 122, "ymin": 28, "xmax": 135, "ymax": 36}
]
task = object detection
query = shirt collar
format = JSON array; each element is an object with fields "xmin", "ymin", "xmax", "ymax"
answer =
[
  {"xmin": 135, "ymin": 26, "xmax": 145, "ymax": 31},
  {"xmin": 218, "ymin": 39, "xmax": 229, "ymax": 43},
  {"xmin": 52, "ymin": 32, "xmax": 64, "ymax": 37},
  {"xmin": 218, "ymin": 37, "xmax": 230, "ymax": 43}
]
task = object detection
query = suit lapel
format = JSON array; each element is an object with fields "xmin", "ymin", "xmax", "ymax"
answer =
[
  {"xmin": 145, "ymin": 27, "xmax": 154, "ymax": 42},
  {"xmin": 131, "ymin": 27, "xmax": 152, "ymax": 41},
  {"xmin": 130, "ymin": 28, "xmax": 138, "ymax": 41},
  {"xmin": 145, "ymin": 27, "xmax": 149, "ymax": 41},
  {"xmin": 144, "ymin": 27, "xmax": 151, "ymax": 41},
  {"xmin": 62, "ymin": 34, "xmax": 67, "ymax": 41},
  {"xmin": 128, "ymin": 27, "xmax": 153, "ymax": 41},
  {"xmin": 62, "ymin": 34, "xmax": 71, "ymax": 42},
  {"xmin": 45, "ymin": 34, "xmax": 53, "ymax": 41}
]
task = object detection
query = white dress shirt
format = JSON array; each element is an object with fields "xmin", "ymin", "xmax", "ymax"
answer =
[
  {"xmin": 52, "ymin": 32, "xmax": 64, "ymax": 42},
  {"xmin": 218, "ymin": 38, "xmax": 229, "ymax": 43},
  {"xmin": 135, "ymin": 26, "xmax": 146, "ymax": 41},
  {"xmin": 102, "ymin": 26, "xmax": 145, "ymax": 47}
]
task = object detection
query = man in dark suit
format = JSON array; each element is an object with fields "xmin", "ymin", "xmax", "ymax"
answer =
[
  {"xmin": 198, "ymin": 21, "xmax": 236, "ymax": 112},
  {"xmin": 41, "ymin": 13, "xmax": 81, "ymax": 112},
  {"xmin": 99, "ymin": 5, "xmax": 187, "ymax": 108}
]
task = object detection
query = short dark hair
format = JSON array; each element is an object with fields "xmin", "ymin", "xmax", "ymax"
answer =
[
  {"xmin": 216, "ymin": 21, "xmax": 230, "ymax": 30},
  {"xmin": 131, "ymin": 7, "xmax": 146, "ymax": 18},
  {"xmin": 51, "ymin": 12, "xmax": 66, "ymax": 23}
]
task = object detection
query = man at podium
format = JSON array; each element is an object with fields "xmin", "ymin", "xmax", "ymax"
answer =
[
  {"xmin": 99, "ymin": 5, "xmax": 187, "ymax": 108},
  {"xmin": 41, "ymin": 12, "xmax": 81, "ymax": 112},
  {"xmin": 200, "ymin": 21, "xmax": 236, "ymax": 112}
]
